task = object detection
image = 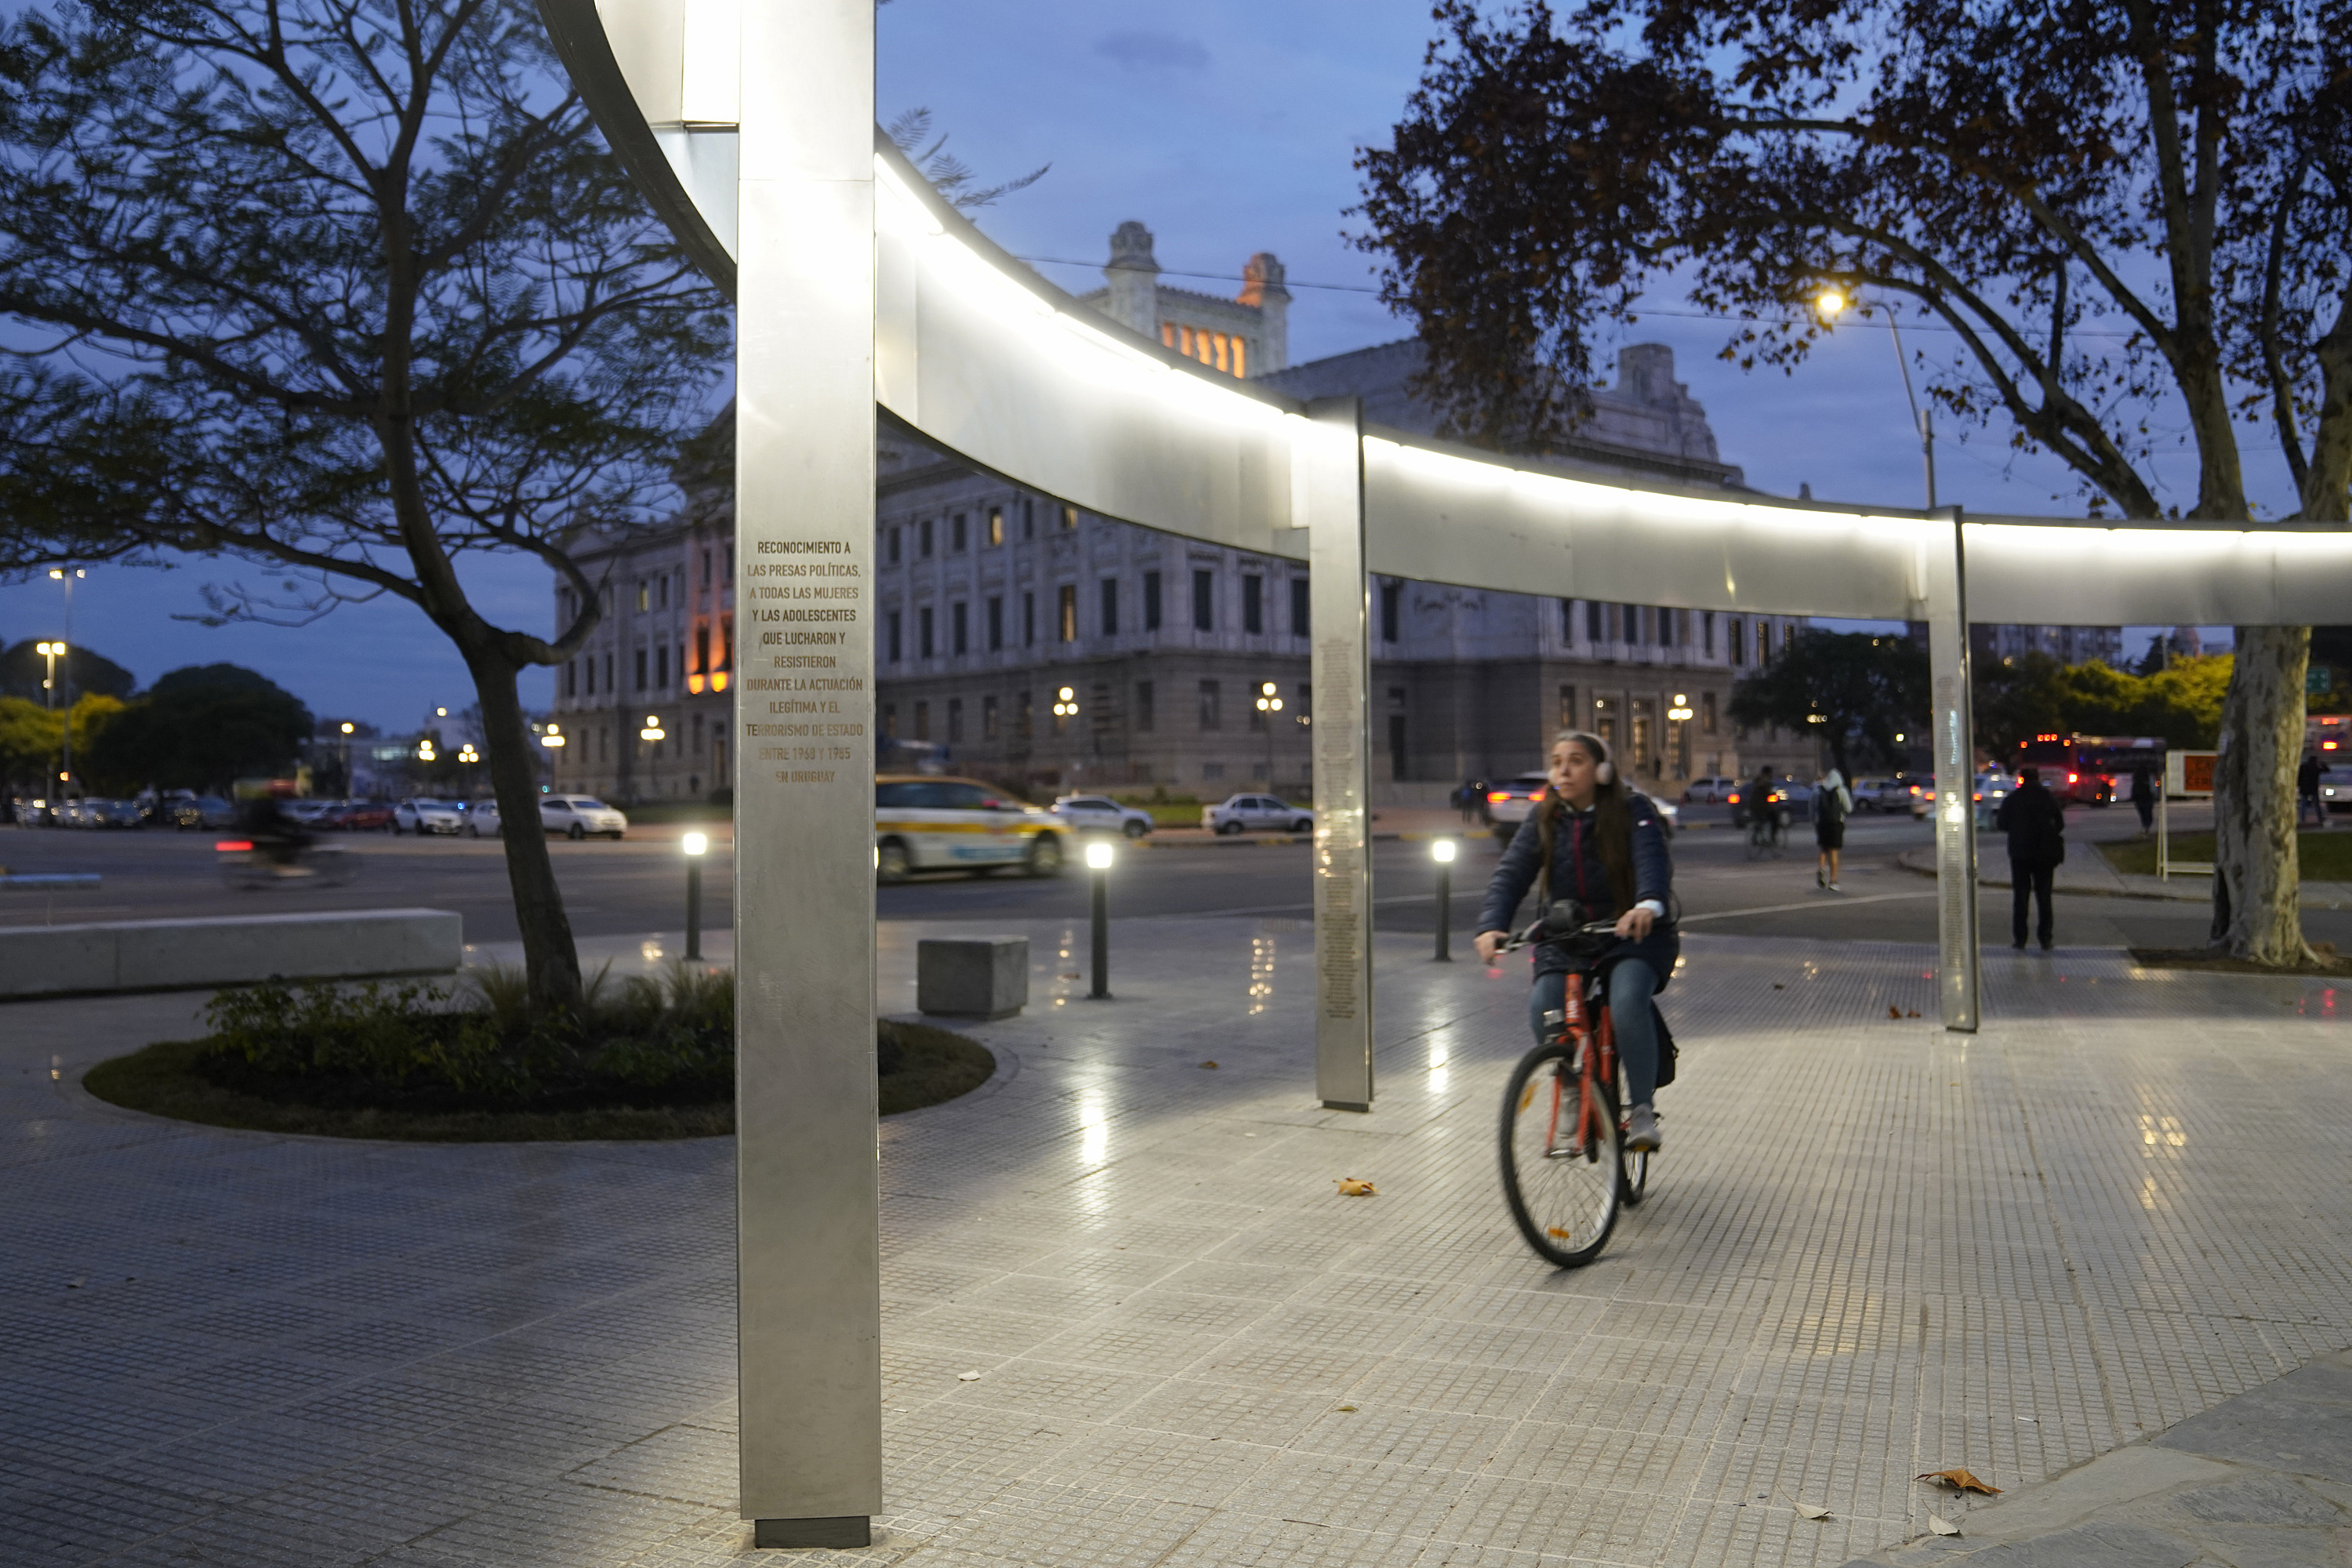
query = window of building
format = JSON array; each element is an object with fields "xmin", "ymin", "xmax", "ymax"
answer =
[
  {"xmin": 951, "ymin": 513, "xmax": 967, "ymax": 553},
  {"xmin": 1243, "ymin": 575, "xmax": 1263, "ymax": 634},
  {"xmin": 655, "ymin": 645, "xmax": 669, "ymax": 688},
  {"xmin": 1061, "ymin": 504, "xmax": 1078, "ymax": 530},
  {"xmin": 952, "ymin": 601, "xmax": 968, "ymax": 655},
  {"xmin": 913, "ymin": 701, "xmax": 929, "ymax": 741},
  {"xmin": 1758, "ymin": 621, "xmax": 1771, "ymax": 663},
  {"xmin": 986, "ymin": 506, "xmax": 1003, "ymax": 546},
  {"xmin": 987, "ymin": 596, "xmax": 1004, "ymax": 651},
  {"xmin": 1058, "ymin": 584, "xmax": 1077, "ymax": 641},
  {"xmin": 1560, "ymin": 598, "xmax": 1575, "ymax": 642},
  {"xmin": 919, "ymin": 517, "xmax": 934, "ymax": 557},
  {"xmin": 1783, "ymin": 621, "xmax": 1795, "ymax": 653},
  {"xmin": 1729, "ymin": 616, "xmax": 1745, "ymax": 665},
  {"xmin": 603, "ymin": 652, "xmax": 613, "ymax": 691},
  {"xmin": 1559, "ymin": 684, "xmax": 1577, "ymax": 729},
  {"xmin": 1017, "ymin": 689, "xmax": 1033, "ymax": 738},
  {"xmin": 982, "ymin": 695, "xmax": 999, "ymax": 740},
  {"xmin": 1136, "ymin": 680, "xmax": 1155, "ymax": 732},
  {"xmin": 1023, "ymin": 590, "xmax": 1036, "ymax": 645},
  {"xmin": 1660, "ymin": 608, "xmax": 1677, "ymax": 648},
  {"xmin": 886, "ymin": 529, "xmax": 899, "ymax": 565},
  {"xmin": 1197, "ymin": 679, "xmax": 1221, "ymax": 731},
  {"xmin": 919, "ymin": 606, "xmax": 934, "ymax": 659},
  {"xmin": 1701, "ymin": 691, "xmax": 1719, "ymax": 735},
  {"xmin": 1099, "ymin": 578, "xmax": 1119, "ymax": 636},
  {"xmin": 947, "ymin": 698, "xmax": 964, "ymax": 742},
  {"xmin": 1291, "ymin": 578, "xmax": 1310, "ymax": 638},
  {"xmin": 636, "ymin": 580, "xmax": 649, "ymax": 612},
  {"xmin": 1587, "ymin": 600, "xmax": 1604, "ymax": 643},
  {"xmin": 1192, "ymin": 569, "xmax": 1214, "ymax": 631},
  {"xmin": 634, "ymin": 648, "xmax": 648, "ymax": 690},
  {"xmin": 887, "ymin": 612, "xmax": 902, "ymax": 663},
  {"xmin": 1380, "ymin": 580, "xmax": 1401, "ymax": 642},
  {"xmin": 1702, "ymin": 610, "xmax": 1715, "ymax": 655},
  {"xmin": 880, "ymin": 703, "xmax": 895, "ymax": 739},
  {"xmin": 1594, "ymin": 694, "xmax": 1617, "ymax": 750},
  {"xmin": 1022, "ymin": 497, "xmax": 1035, "ymax": 537},
  {"xmin": 1143, "ymin": 571, "xmax": 1163, "ymax": 630},
  {"xmin": 702, "ymin": 549, "xmax": 713, "ymax": 587},
  {"xmin": 564, "ymin": 660, "xmax": 576, "ymax": 699},
  {"xmin": 659, "ymin": 575, "xmax": 670, "ymax": 609}
]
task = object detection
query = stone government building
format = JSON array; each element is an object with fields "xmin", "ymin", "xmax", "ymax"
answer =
[{"xmin": 545, "ymin": 220, "xmax": 2097, "ymax": 804}]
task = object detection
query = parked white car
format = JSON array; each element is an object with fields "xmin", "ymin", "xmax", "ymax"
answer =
[
  {"xmin": 1050, "ymin": 794, "xmax": 1154, "ymax": 839},
  {"xmin": 2321, "ymin": 766, "xmax": 2352, "ymax": 815},
  {"xmin": 1681, "ymin": 776, "xmax": 1737, "ymax": 804},
  {"xmin": 394, "ymin": 798, "xmax": 468, "ymax": 835},
  {"xmin": 1202, "ymin": 794, "xmax": 1316, "ymax": 835},
  {"xmin": 473, "ymin": 795, "xmax": 630, "ymax": 840}
]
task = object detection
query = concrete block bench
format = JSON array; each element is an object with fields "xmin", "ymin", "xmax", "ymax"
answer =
[
  {"xmin": 0, "ymin": 908, "xmax": 463, "ymax": 999},
  {"xmin": 916, "ymin": 936, "xmax": 1029, "ymax": 1020}
]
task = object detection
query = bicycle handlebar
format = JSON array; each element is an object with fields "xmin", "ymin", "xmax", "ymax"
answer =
[{"xmin": 1494, "ymin": 916, "xmax": 1620, "ymax": 955}]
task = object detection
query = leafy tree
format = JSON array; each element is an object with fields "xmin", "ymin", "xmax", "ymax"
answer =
[
  {"xmin": 0, "ymin": 0, "xmax": 726, "ymax": 1008},
  {"xmin": 1730, "ymin": 630, "xmax": 1929, "ymax": 778},
  {"xmin": 1975, "ymin": 652, "xmax": 2233, "ymax": 753},
  {"xmin": 0, "ymin": 638, "xmax": 133, "ymax": 703},
  {"xmin": 1355, "ymin": 0, "xmax": 2352, "ymax": 965},
  {"xmin": 0, "ymin": 695, "xmax": 61, "ymax": 794},
  {"xmin": 79, "ymin": 664, "xmax": 312, "ymax": 796}
]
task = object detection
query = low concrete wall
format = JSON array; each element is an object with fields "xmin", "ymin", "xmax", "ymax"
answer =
[{"xmin": 0, "ymin": 909, "xmax": 463, "ymax": 999}]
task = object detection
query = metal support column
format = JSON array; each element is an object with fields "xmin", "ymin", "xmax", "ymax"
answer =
[
  {"xmin": 735, "ymin": 0, "xmax": 882, "ymax": 1546},
  {"xmin": 1923, "ymin": 507, "xmax": 1980, "ymax": 1032},
  {"xmin": 1303, "ymin": 397, "xmax": 1374, "ymax": 1110}
]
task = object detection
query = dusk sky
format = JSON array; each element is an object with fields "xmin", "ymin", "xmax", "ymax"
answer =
[{"xmin": 0, "ymin": 0, "xmax": 2267, "ymax": 732}]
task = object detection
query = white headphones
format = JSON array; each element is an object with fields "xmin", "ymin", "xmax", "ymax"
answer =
[{"xmin": 1558, "ymin": 730, "xmax": 1613, "ymax": 785}]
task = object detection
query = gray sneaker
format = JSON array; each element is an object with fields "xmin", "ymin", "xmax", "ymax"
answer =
[{"xmin": 1625, "ymin": 1103, "xmax": 1661, "ymax": 1152}]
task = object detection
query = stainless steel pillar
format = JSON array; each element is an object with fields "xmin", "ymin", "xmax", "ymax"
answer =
[
  {"xmin": 735, "ymin": 0, "xmax": 882, "ymax": 1545},
  {"xmin": 1924, "ymin": 507, "xmax": 1980, "ymax": 1032},
  {"xmin": 1304, "ymin": 398, "xmax": 1374, "ymax": 1109}
]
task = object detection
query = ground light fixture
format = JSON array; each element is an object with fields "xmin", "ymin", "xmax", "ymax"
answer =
[
  {"xmin": 540, "ymin": 724, "xmax": 565, "ymax": 749},
  {"xmin": 683, "ymin": 831, "xmax": 709, "ymax": 960},
  {"xmin": 641, "ymin": 715, "xmax": 666, "ymax": 742},
  {"xmin": 1430, "ymin": 838, "xmax": 1457, "ymax": 961},
  {"xmin": 1085, "ymin": 837, "xmax": 1114, "ymax": 999}
]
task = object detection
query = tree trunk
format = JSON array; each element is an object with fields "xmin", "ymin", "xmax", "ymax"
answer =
[
  {"xmin": 465, "ymin": 648, "xmax": 586, "ymax": 1013},
  {"xmin": 2210, "ymin": 624, "xmax": 2317, "ymax": 965}
]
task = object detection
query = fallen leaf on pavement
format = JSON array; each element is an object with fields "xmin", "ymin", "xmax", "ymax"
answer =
[
  {"xmin": 1335, "ymin": 1404, "xmax": 1358, "ymax": 1412},
  {"xmin": 1335, "ymin": 1178, "xmax": 1377, "ymax": 1196},
  {"xmin": 1795, "ymin": 1503, "xmax": 1831, "ymax": 1520},
  {"xmin": 1928, "ymin": 1516, "xmax": 1960, "ymax": 1536},
  {"xmin": 1200, "ymin": 1061, "xmax": 1218, "ymax": 1069},
  {"xmin": 1773, "ymin": 982, "xmax": 1785, "ymax": 989},
  {"xmin": 1907, "ymin": 1009, "xmax": 1922, "ymax": 1018},
  {"xmin": 956, "ymin": 1370, "xmax": 982, "ymax": 1381},
  {"xmin": 1917, "ymin": 1468, "xmax": 2001, "ymax": 1494},
  {"xmin": 1888, "ymin": 1004, "xmax": 1903, "ymax": 1019}
]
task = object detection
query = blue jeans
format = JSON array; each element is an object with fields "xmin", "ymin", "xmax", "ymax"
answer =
[{"xmin": 1530, "ymin": 959, "xmax": 1662, "ymax": 1108}]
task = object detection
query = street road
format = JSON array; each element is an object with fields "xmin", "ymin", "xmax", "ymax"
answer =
[{"xmin": 9, "ymin": 801, "xmax": 2343, "ymax": 953}]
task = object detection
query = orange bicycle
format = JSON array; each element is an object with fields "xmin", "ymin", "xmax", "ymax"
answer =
[{"xmin": 1496, "ymin": 907, "xmax": 1652, "ymax": 1267}]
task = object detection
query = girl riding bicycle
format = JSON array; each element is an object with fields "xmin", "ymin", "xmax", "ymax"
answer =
[{"xmin": 1473, "ymin": 731, "xmax": 1677, "ymax": 1152}]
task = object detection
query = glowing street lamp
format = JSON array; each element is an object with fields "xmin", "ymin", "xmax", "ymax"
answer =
[
  {"xmin": 1254, "ymin": 681, "xmax": 1284, "ymax": 785},
  {"xmin": 641, "ymin": 713, "xmax": 667, "ymax": 742},
  {"xmin": 539, "ymin": 723, "xmax": 566, "ymax": 749},
  {"xmin": 1814, "ymin": 285, "xmax": 1936, "ymax": 507},
  {"xmin": 34, "ymin": 641, "xmax": 63, "ymax": 707}
]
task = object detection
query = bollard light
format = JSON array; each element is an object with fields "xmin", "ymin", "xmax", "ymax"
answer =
[
  {"xmin": 1086, "ymin": 837, "xmax": 1113, "ymax": 998},
  {"xmin": 683, "ymin": 831, "xmax": 708, "ymax": 958},
  {"xmin": 1430, "ymin": 837, "xmax": 1457, "ymax": 960}
]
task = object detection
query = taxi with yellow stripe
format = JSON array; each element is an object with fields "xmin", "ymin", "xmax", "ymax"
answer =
[{"xmin": 874, "ymin": 775, "xmax": 1065, "ymax": 883}]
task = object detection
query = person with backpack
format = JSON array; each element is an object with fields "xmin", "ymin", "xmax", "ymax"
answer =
[
  {"xmin": 1814, "ymin": 768, "xmax": 1853, "ymax": 892},
  {"xmin": 1994, "ymin": 765, "xmax": 2067, "ymax": 950}
]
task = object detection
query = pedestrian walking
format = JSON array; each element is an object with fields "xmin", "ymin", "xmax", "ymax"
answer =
[
  {"xmin": 1813, "ymin": 768, "xmax": 1853, "ymax": 891},
  {"xmin": 2298, "ymin": 753, "xmax": 2326, "ymax": 829},
  {"xmin": 1994, "ymin": 765, "xmax": 2067, "ymax": 951},
  {"xmin": 2130, "ymin": 764, "xmax": 2156, "ymax": 837}
]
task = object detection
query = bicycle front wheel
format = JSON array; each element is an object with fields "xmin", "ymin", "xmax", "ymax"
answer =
[{"xmin": 1499, "ymin": 1040, "xmax": 1623, "ymax": 1267}]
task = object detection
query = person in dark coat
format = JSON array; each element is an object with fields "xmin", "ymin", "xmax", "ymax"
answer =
[
  {"xmin": 1475, "ymin": 730, "xmax": 1677, "ymax": 1151},
  {"xmin": 2299, "ymin": 753, "xmax": 2325, "ymax": 829},
  {"xmin": 1994, "ymin": 766, "xmax": 2067, "ymax": 950},
  {"xmin": 2130, "ymin": 764, "xmax": 2157, "ymax": 837}
]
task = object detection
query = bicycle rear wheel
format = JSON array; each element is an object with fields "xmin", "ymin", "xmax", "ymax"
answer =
[
  {"xmin": 1499, "ymin": 1039, "xmax": 1623, "ymax": 1267},
  {"xmin": 1617, "ymin": 1063, "xmax": 1650, "ymax": 1207}
]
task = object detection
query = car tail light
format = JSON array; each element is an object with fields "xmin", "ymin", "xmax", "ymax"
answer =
[
  {"xmin": 2067, "ymin": 771, "xmax": 2078, "ymax": 784},
  {"xmin": 1487, "ymin": 791, "xmax": 1509, "ymax": 804},
  {"xmin": 1726, "ymin": 793, "xmax": 1740, "ymax": 804},
  {"xmin": 215, "ymin": 840, "xmax": 253, "ymax": 851}
]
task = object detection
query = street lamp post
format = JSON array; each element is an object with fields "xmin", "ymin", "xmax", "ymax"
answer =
[
  {"xmin": 1430, "ymin": 837, "xmax": 1457, "ymax": 960},
  {"xmin": 1085, "ymin": 838, "xmax": 1114, "ymax": 998},
  {"xmin": 1052, "ymin": 687, "xmax": 1079, "ymax": 783},
  {"xmin": 1816, "ymin": 289, "xmax": 1935, "ymax": 509},
  {"xmin": 1667, "ymin": 693, "xmax": 1694, "ymax": 784},
  {"xmin": 1254, "ymin": 682, "xmax": 1284, "ymax": 787},
  {"xmin": 683, "ymin": 831, "xmax": 709, "ymax": 960}
]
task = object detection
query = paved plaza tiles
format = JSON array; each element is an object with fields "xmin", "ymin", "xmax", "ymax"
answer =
[{"xmin": 3, "ymin": 920, "xmax": 2350, "ymax": 1566}]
